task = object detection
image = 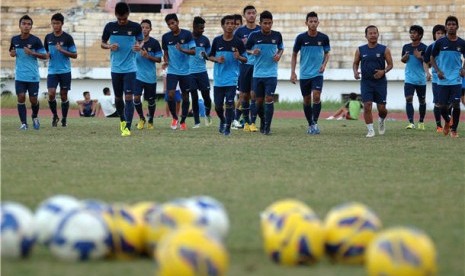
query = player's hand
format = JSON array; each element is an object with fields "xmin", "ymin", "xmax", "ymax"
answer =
[
  {"xmin": 426, "ymin": 72, "xmax": 432, "ymax": 81},
  {"xmin": 402, "ymin": 52, "xmax": 409, "ymax": 62},
  {"xmin": 290, "ymin": 72, "xmax": 297, "ymax": 84},
  {"xmin": 23, "ymin": 47, "xmax": 33, "ymax": 55},
  {"xmin": 140, "ymin": 48, "xmax": 148, "ymax": 57},
  {"xmin": 273, "ymin": 53, "xmax": 281, "ymax": 62},
  {"xmin": 354, "ymin": 71, "xmax": 361, "ymax": 80},
  {"xmin": 319, "ymin": 64, "xmax": 326, "ymax": 73},
  {"xmin": 216, "ymin": 56, "xmax": 225, "ymax": 63},
  {"xmin": 460, "ymin": 68, "xmax": 465, "ymax": 77},
  {"xmin": 252, "ymin": 48, "xmax": 260, "ymax": 56},
  {"xmin": 46, "ymin": 52, "xmax": 51, "ymax": 59},
  {"xmin": 55, "ymin": 43, "xmax": 62, "ymax": 52},
  {"xmin": 373, "ymin": 69, "xmax": 385, "ymax": 79},
  {"xmin": 175, "ymin": 43, "xmax": 181, "ymax": 50},
  {"xmin": 200, "ymin": 51, "xmax": 208, "ymax": 59},
  {"xmin": 9, "ymin": 48, "xmax": 16, "ymax": 57},
  {"xmin": 162, "ymin": 62, "xmax": 168, "ymax": 70},
  {"xmin": 413, "ymin": 48, "xmax": 422, "ymax": 59},
  {"xmin": 437, "ymin": 70, "xmax": 445, "ymax": 80},
  {"xmin": 109, "ymin": 43, "xmax": 119, "ymax": 51},
  {"xmin": 133, "ymin": 43, "xmax": 142, "ymax": 52},
  {"xmin": 233, "ymin": 50, "xmax": 242, "ymax": 60}
]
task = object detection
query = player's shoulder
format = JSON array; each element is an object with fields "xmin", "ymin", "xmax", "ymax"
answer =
[{"xmin": 317, "ymin": 31, "xmax": 329, "ymax": 39}]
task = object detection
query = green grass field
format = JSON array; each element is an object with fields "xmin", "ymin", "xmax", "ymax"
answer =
[{"xmin": 1, "ymin": 115, "xmax": 464, "ymax": 276}]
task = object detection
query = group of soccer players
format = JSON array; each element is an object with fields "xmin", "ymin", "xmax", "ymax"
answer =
[{"xmin": 9, "ymin": 3, "xmax": 465, "ymax": 138}]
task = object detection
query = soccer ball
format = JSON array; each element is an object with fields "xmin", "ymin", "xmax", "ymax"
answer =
[
  {"xmin": 49, "ymin": 209, "xmax": 111, "ymax": 261},
  {"xmin": 0, "ymin": 201, "xmax": 36, "ymax": 258},
  {"xmin": 81, "ymin": 199, "xmax": 109, "ymax": 213},
  {"xmin": 260, "ymin": 199, "xmax": 315, "ymax": 234},
  {"xmin": 185, "ymin": 196, "xmax": 230, "ymax": 239},
  {"xmin": 366, "ymin": 227, "xmax": 437, "ymax": 276},
  {"xmin": 145, "ymin": 201, "xmax": 205, "ymax": 256},
  {"xmin": 262, "ymin": 211, "xmax": 325, "ymax": 266},
  {"xmin": 34, "ymin": 194, "xmax": 82, "ymax": 245},
  {"xmin": 130, "ymin": 201, "xmax": 160, "ymax": 255},
  {"xmin": 103, "ymin": 204, "xmax": 145, "ymax": 259},
  {"xmin": 155, "ymin": 226, "xmax": 229, "ymax": 276},
  {"xmin": 324, "ymin": 202, "xmax": 382, "ymax": 264}
]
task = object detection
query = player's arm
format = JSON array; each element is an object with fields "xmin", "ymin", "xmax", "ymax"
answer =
[
  {"xmin": 162, "ymin": 50, "xmax": 169, "ymax": 69},
  {"xmin": 401, "ymin": 47, "xmax": 409, "ymax": 63},
  {"xmin": 290, "ymin": 51, "xmax": 298, "ymax": 84},
  {"xmin": 56, "ymin": 44, "xmax": 77, "ymax": 59},
  {"xmin": 176, "ymin": 44, "xmax": 195, "ymax": 55},
  {"xmin": 383, "ymin": 47, "xmax": 393, "ymax": 74},
  {"xmin": 352, "ymin": 48, "xmax": 361, "ymax": 80},
  {"xmin": 273, "ymin": 48, "xmax": 284, "ymax": 62},
  {"xmin": 9, "ymin": 42, "xmax": 16, "ymax": 57},
  {"xmin": 320, "ymin": 51, "xmax": 330, "ymax": 73}
]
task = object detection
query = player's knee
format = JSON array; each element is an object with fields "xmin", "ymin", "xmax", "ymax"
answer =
[
  {"xmin": 452, "ymin": 101, "xmax": 461, "ymax": 109},
  {"xmin": 405, "ymin": 96, "xmax": 413, "ymax": 103}
]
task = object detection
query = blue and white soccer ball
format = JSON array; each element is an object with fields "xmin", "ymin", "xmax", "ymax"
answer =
[
  {"xmin": 49, "ymin": 209, "xmax": 112, "ymax": 261},
  {"xmin": 0, "ymin": 201, "xmax": 36, "ymax": 258},
  {"xmin": 34, "ymin": 194, "xmax": 82, "ymax": 245},
  {"xmin": 185, "ymin": 196, "xmax": 230, "ymax": 239}
]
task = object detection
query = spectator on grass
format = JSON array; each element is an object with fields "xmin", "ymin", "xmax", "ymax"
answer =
[
  {"xmin": 77, "ymin": 91, "xmax": 98, "ymax": 117},
  {"xmin": 353, "ymin": 25, "xmax": 393, "ymax": 138},
  {"xmin": 99, "ymin": 87, "xmax": 118, "ymax": 118},
  {"xmin": 326, "ymin": 93, "xmax": 363, "ymax": 120}
]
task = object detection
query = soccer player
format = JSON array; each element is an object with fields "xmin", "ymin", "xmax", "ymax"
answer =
[
  {"xmin": 134, "ymin": 19, "xmax": 162, "ymax": 130},
  {"xmin": 353, "ymin": 25, "xmax": 393, "ymax": 138},
  {"xmin": 44, "ymin": 13, "xmax": 77, "ymax": 127},
  {"xmin": 235, "ymin": 5, "xmax": 261, "ymax": 132},
  {"xmin": 424, "ymin": 24, "xmax": 446, "ymax": 132},
  {"xmin": 233, "ymin": 14, "xmax": 243, "ymax": 30},
  {"xmin": 77, "ymin": 91, "xmax": 98, "ymax": 117},
  {"xmin": 401, "ymin": 25, "xmax": 428, "ymax": 130},
  {"xmin": 208, "ymin": 15, "xmax": 247, "ymax": 136},
  {"xmin": 101, "ymin": 2, "xmax": 143, "ymax": 137},
  {"xmin": 189, "ymin": 16, "xmax": 213, "ymax": 127},
  {"xmin": 290, "ymin": 11, "xmax": 330, "ymax": 135},
  {"xmin": 246, "ymin": 10, "xmax": 284, "ymax": 135},
  {"xmin": 431, "ymin": 15, "xmax": 465, "ymax": 138},
  {"xmin": 9, "ymin": 15, "xmax": 47, "ymax": 130},
  {"xmin": 162, "ymin": 13, "xmax": 195, "ymax": 130}
]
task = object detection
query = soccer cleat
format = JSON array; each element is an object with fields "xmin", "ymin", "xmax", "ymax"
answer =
[
  {"xmin": 336, "ymin": 116, "xmax": 344, "ymax": 120},
  {"xmin": 306, "ymin": 126, "xmax": 313, "ymax": 134},
  {"xmin": 61, "ymin": 118, "xmax": 67, "ymax": 127},
  {"xmin": 366, "ymin": 129, "xmax": 375, "ymax": 138},
  {"xmin": 120, "ymin": 121, "xmax": 127, "ymax": 132},
  {"xmin": 231, "ymin": 124, "xmax": 238, "ymax": 130},
  {"xmin": 19, "ymin": 123, "xmax": 28, "ymax": 130},
  {"xmin": 417, "ymin": 122, "xmax": 425, "ymax": 130},
  {"xmin": 436, "ymin": 126, "xmax": 443, "ymax": 133},
  {"xmin": 32, "ymin": 117, "xmax": 40, "ymax": 130},
  {"xmin": 147, "ymin": 123, "xmax": 154, "ymax": 130},
  {"xmin": 224, "ymin": 127, "xmax": 231, "ymax": 136},
  {"xmin": 443, "ymin": 121, "xmax": 450, "ymax": 136},
  {"xmin": 170, "ymin": 119, "xmax": 178, "ymax": 130},
  {"xmin": 218, "ymin": 123, "xmax": 225, "ymax": 134},
  {"xmin": 249, "ymin": 123, "xmax": 258, "ymax": 132},
  {"xmin": 313, "ymin": 124, "xmax": 320, "ymax": 134},
  {"xmin": 232, "ymin": 120, "xmax": 241, "ymax": 129},
  {"xmin": 243, "ymin": 123, "xmax": 250, "ymax": 132},
  {"xmin": 259, "ymin": 121, "xmax": 265, "ymax": 134},
  {"xmin": 205, "ymin": 116, "xmax": 212, "ymax": 126},
  {"xmin": 52, "ymin": 115, "xmax": 59, "ymax": 127},
  {"xmin": 136, "ymin": 118, "xmax": 146, "ymax": 130},
  {"xmin": 378, "ymin": 118, "xmax": 385, "ymax": 135},
  {"xmin": 326, "ymin": 116, "xmax": 335, "ymax": 120},
  {"xmin": 121, "ymin": 127, "xmax": 131, "ymax": 137},
  {"xmin": 450, "ymin": 131, "xmax": 459, "ymax": 138},
  {"xmin": 263, "ymin": 125, "xmax": 271, "ymax": 135},
  {"xmin": 192, "ymin": 123, "xmax": 201, "ymax": 129},
  {"xmin": 405, "ymin": 123, "xmax": 416, "ymax": 129},
  {"xmin": 180, "ymin": 122, "xmax": 187, "ymax": 130}
]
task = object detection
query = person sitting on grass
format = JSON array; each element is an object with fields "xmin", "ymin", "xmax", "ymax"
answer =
[
  {"xmin": 326, "ymin": 92, "xmax": 363, "ymax": 120},
  {"xmin": 77, "ymin": 91, "xmax": 98, "ymax": 117}
]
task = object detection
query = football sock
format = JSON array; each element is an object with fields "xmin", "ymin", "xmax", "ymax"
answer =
[
  {"xmin": 419, "ymin": 103, "xmax": 426, "ymax": 122},
  {"xmin": 451, "ymin": 106, "xmax": 461, "ymax": 131},
  {"xmin": 215, "ymin": 105, "xmax": 225, "ymax": 124},
  {"xmin": 61, "ymin": 101, "xmax": 69, "ymax": 119},
  {"xmin": 312, "ymin": 102, "xmax": 321, "ymax": 124},
  {"xmin": 225, "ymin": 103, "xmax": 234, "ymax": 127},
  {"xmin": 250, "ymin": 100, "xmax": 257, "ymax": 124},
  {"xmin": 49, "ymin": 99, "xmax": 57, "ymax": 116},
  {"xmin": 241, "ymin": 100, "xmax": 250, "ymax": 124},
  {"xmin": 201, "ymin": 90, "xmax": 212, "ymax": 117},
  {"xmin": 134, "ymin": 99, "xmax": 144, "ymax": 119},
  {"xmin": 124, "ymin": 99, "xmax": 134, "ymax": 130},
  {"xmin": 191, "ymin": 92, "xmax": 200, "ymax": 124},
  {"xmin": 115, "ymin": 97, "xmax": 125, "ymax": 121},
  {"xmin": 181, "ymin": 99, "xmax": 190, "ymax": 123},
  {"xmin": 148, "ymin": 99, "xmax": 156, "ymax": 123},
  {"xmin": 168, "ymin": 100, "xmax": 178, "ymax": 120},
  {"xmin": 17, "ymin": 102, "xmax": 27, "ymax": 124},
  {"xmin": 265, "ymin": 101, "xmax": 274, "ymax": 129},
  {"xmin": 433, "ymin": 106, "xmax": 441, "ymax": 127},
  {"xmin": 405, "ymin": 102, "xmax": 414, "ymax": 123},
  {"xmin": 303, "ymin": 103, "xmax": 313, "ymax": 126},
  {"xmin": 31, "ymin": 102, "xmax": 39, "ymax": 118}
]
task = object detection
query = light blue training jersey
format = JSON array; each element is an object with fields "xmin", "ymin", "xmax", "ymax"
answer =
[
  {"xmin": 162, "ymin": 29, "xmax": 195, "ymax": 76},
  {"xmin": 234, "ymin": 25, "xmax": 261, "ymax": 65},
  {"xmin": 189, "ymin": 35, "xmax": 210, "ymax": 74},
  {"xmin": 402, "ymin": 42, "xmax": 428, "ymax": 85},
  {"xmin": 136, "ymin": 37, "xmax": 162, "ymax": 84},
  {"xmin": 10, "ymin": 34, "xmax": 46, "ymax": 82},
  {"xmin": 431, "ymin": 36, "xmax": 465, "ymax": 85},
  {"xmin": 44, "ymin": 32, "xmax": 77, "ymax": 75},
  {"xmin": 209, "ymin": 35, "xmax": 246, "ymax": 87},
  {"xmin": 246, "ymin": 30, "xmax": 284, "ymax": 78},
  {"xmin": 292, "ymin": 31, "xmax": 330, "ymax": 79}
]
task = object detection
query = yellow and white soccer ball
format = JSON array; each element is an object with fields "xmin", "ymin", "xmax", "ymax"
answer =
[
  {"xmin": 366, "ymin": 227, "xmax": 437, "ymax": 276},
  {"xmin": 155, "ymin": 226, "xmax": 229, "ymax": 276},
  {"xmin": 145, "ymin": 200, "xmax": 205, "ymax": 257},
  {"xmin": 103, "ymin": 204, "xmax": 144, "ymax": 259},
  {"xmin": 324, "ymin": 202, "xmax": 382, "ymax": 264},
  {"xmin": 260, "ymin": 199, "xmax": 315, "ymax": 233},
  {"xmin": 262, "ymin": 211, "xmax": 325, "ymax": 266},
  {"xmin": 130, "ymin": 201, "xmax": 159, "ymax": 255}
]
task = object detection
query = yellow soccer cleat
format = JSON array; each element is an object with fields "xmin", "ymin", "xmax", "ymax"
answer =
[
  {"xmin": 249, "ymin": 123, "xmax": 258, "ymax": 132},
  {"xmin": 136, "ymin": 118, "xmax": 146, "ymax": 130}
]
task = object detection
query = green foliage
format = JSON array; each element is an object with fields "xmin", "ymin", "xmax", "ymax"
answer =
[{"xmin": 1, "ymin": 117, "xmax": 463, "ymax": 276}]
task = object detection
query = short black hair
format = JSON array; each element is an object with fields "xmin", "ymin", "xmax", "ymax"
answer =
[
  {"xmin": 193, "ymin": 16, "xmax": 205, "ymax": 26},
  {"xmin": 445, "ymin": 15, "xmax": 459, "ymax": 27},
  {"xmin": 141, "ymin": 19, "xmax": 151, "ymax": 28},
  {"xmin": 51, "ymin": 13, "xmax": 64, "ymax": 24},
  {"xmin": 115, "ymin": 2, "xmax": 130, "ymax": 16},
  {"xmin": 234, "ymin": 14, "xmax": 243, "ymax": 24},
  {"xmin": 432, "ymin": 24, "xmax": 446, "ymax": 40},
  {"xmin": 243, "ymin": 5, "xmax": 256, "ymax": 15},
  {"xmin": 103, "ymin": 87, "xmax": 110, "ymax": 95},
  {"xmin": 349, "ymin": 93, "xmax": 358, "ymax": 100},
  {"xmin": 221, "ymin": 15, "xmax": 235, "ymax": 26},
  {"xmin": 409, "ymin": 25, "xmax": 424, "ymax": 39},
  {"xmin": 19, "ymin": 15, "xmax": 33, "ymax": 26},
  {"xmin": 83, "ymin": 91, "xmax": 90, "ymax": 97},
  {"xmin": 260, "ymin": 10, "xmax": 272, "ymax": 22},
  {"xmin": 365, "ymin": 25, "xmax": 378, "ymax": 36},
  {"xmin": 165, "ymin": 13, "xmax": 178, "ymax": 23},
  {"xmin": 306, "ymin": 11, "xmax": 318, "ymax": 21}
]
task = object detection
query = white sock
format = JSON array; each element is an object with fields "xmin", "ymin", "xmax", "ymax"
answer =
[{"xmin": 367, "ymin": 123, "xmax": 374, "ymax": 131}]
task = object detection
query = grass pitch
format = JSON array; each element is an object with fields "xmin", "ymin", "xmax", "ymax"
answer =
[{"xmin": 1, "ymin": 115, "xmax": 464, "ymax": 276}]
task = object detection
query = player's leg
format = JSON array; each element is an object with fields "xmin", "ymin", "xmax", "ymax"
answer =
[
  {"xmin": 165, "ymin": 74, "xmax": 179, "ymax": 127},
  {"xmin": 438, "ymin": 85, "xmax": 452, "ymax": 135},
  {"xmin": 111, "ymin": 72, "xmax": 127, "ymax": 125},
  {"xmin": 59, "ymin": 72, "xmax": 71, "ymax": 127},
  {"xmin": 214, "ymin": 86, "xmax": 226, "ymax": 133},
  {"xmin": 374, "ymin": 81, "xmax": 388, "ymax": 135},
  {"xmin": 361, "ymin": 80, "xmax": 375, "ymax": 137},
  {"xmin": 189, "ymin": 74, "xmax": 201, "ymax": 128},
  {"xmin": 123, "ymin": 72, "xmax": 136, "ymax": 132},
  {"xmin": 224, "ymin": 86, "xmax": 236, "ymax": 136},
  {"xmin": 417, "ymin": 85, "xmax": 427, "ymax": 130},
  {"xmin": 300, "ymin": 79, "xmax": 313, "ymax": 133},
  {"xmin": 432, "ymin": 83, "xmax": 443, "ymax": 132},
  {"xmin": 449, "ymin": 84, "xmax": 461, "ymax": 137},
  {"xmin": 263, "ymin": 78, "xmax": 277, "ymax": 135},
  {"xmin": 310, "ymin": 76, "xmax": 323, "ymax": 134},
  {"xmin": 146, "ymin": 83, "xmax": 157, "ymax": 129},
  {"xmin": 47, "ymin": 74, "xmax": 59, "ymax": 126},
  {"xmin": 404, "ymin": 83, "xmax": 415, "ymax": 128},
  {"xmin": 200, "ymin": 89, "xmax": 212, "ymax": 126},
  {"xmin": 179, "ymin": 75, "xmax": 191, "ymax": 130},
  {"xmin": 133, "ymin": 80, "xmax": 146, "ymax": 129},
  {"xmin": 28, "ymin": 82, "xmax": 40, "ymax": 130},
  {"xmin": 253, "ymin": 78, "xmax": 265, "ymax": 133},
  {"xmin": 15, "ymin": 81, "xmax": 28, "ymax": 129}
]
